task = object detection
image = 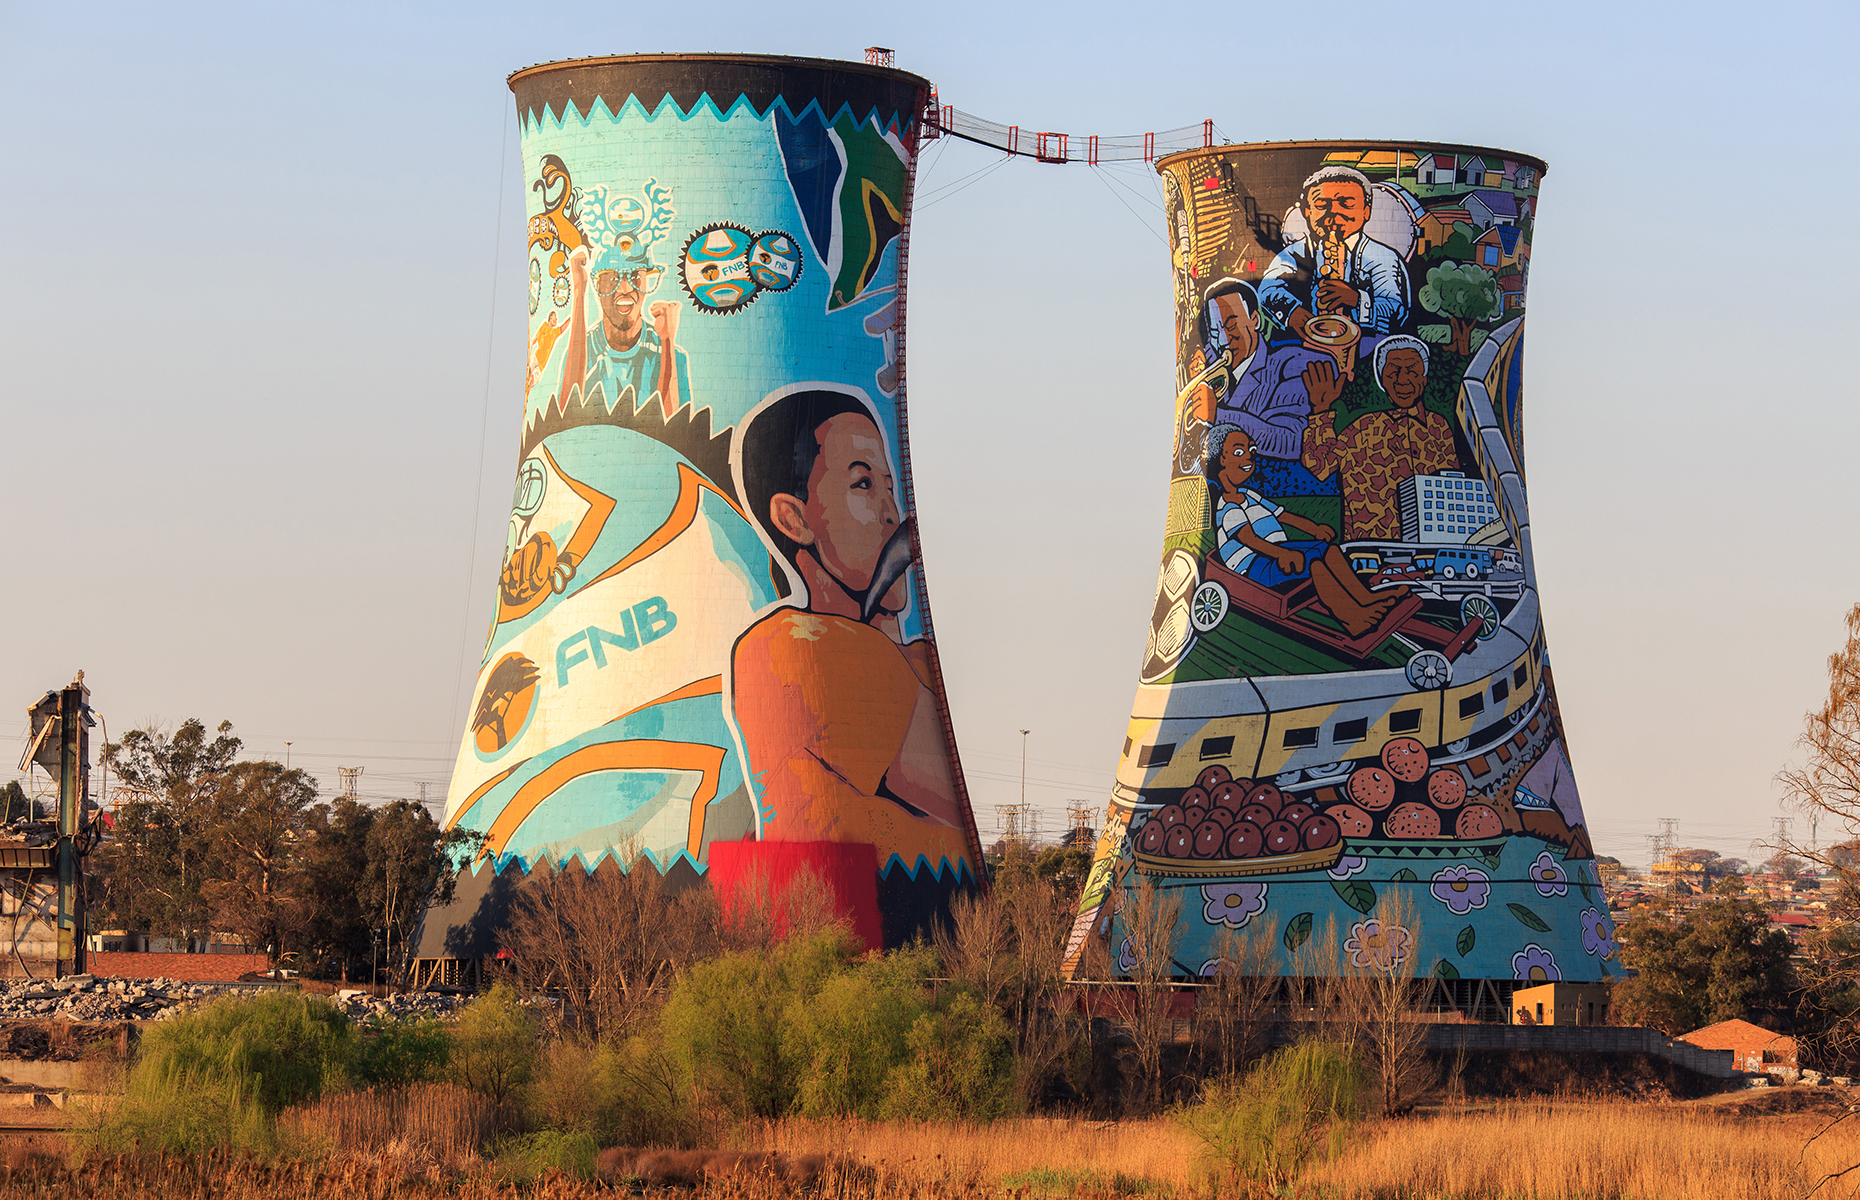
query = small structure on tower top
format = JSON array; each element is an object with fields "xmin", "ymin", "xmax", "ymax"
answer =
[{"xmin": 864, "ymin": 47, "xmax": 894, "ymax": 67}]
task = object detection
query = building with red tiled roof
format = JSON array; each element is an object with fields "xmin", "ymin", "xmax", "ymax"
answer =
[{"xmin": 1678, "ymin": 1018, "xmax": 1797, "ymax": 1075}]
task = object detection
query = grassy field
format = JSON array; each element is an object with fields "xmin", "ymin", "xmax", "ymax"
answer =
[{"xmin": 10, "ymin": 1090, "xmax": 1860, "ymax": 1198}]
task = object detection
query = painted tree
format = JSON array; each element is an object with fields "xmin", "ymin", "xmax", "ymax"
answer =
[{"xmin": 1419, "ymin": 260, "xmax": 1503, "ymax": 354}]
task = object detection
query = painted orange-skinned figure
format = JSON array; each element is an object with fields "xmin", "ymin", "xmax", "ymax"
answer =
[{"xmin": 729, "ymin": 387, "xmax": 969, "ymax": 870}]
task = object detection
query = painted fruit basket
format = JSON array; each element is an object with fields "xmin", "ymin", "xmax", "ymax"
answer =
[{"xmin": 1132, "ymin": 842, "xmax": 1345, "ymax": 879}]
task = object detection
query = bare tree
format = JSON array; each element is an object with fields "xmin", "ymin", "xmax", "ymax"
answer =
[
  {"xmin": 1194, "ymin": 921, "xmax": 1281, "ymax": 1079},
  {"xmin": 719, "ymin": 861, "xmax": 847, "ymax": 953},
  {"xmin": 1111, "ymin": 875, "xmax": 1183, "ymax": 1112},
  {"xmin": 1779, "ymin": 604, "xmax": 1860, "ymax": 1067},
  {"xmin": 998, "ymin": 871, "xmax": 1081, "ymax": 1106},
  {"xmin": 935, "ymin": 887, "xmax": 1015, "ymax": 1013},
  {"xmin": 1333, "ymin": 893, "xmax": 1433, "ymax": 1115},
  {"xmin": 506, "ymin": 843, "xmax": 718, "ymax": 1038}
]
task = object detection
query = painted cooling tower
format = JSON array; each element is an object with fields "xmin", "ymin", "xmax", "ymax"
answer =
[
  {"xmin": 1066, "ymin": 142, "xmax": 1617, "ymax": 1003},
  {"xmin": 421, "ymin": 55, "xmax": 984, "ymax": 964}
]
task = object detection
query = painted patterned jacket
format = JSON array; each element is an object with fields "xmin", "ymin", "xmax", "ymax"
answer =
[{"xmin": 1301, "ymin": 404, "xmax": 1455, "ymax": 541}]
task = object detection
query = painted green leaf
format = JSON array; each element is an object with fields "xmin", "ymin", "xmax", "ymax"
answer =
[
  {"xmin": 1434, "ymin": 959, "xmax": 1460, "ymax": 979},
  {"xmin": 1391, "ymin": 868, "xmax": 1418, "ymax": 882},
  {"xmin": 1284, "ymin": 912, "xmax": 1314, "ymax": 953},
  {"xmin": 1508, "ymin": 902, "xmax": 1552, "ymax": 932},
  {"xmin": 1480, "ymin": 849, "xmax": 1504, "ymax": 870},
  {"xmin": 1332, "ymin": 879, "xmax": 1378, "ymax": 913},
  {"xmin": 1457, "ymin": 924, "xmax": 1476, "ymax": 957}
]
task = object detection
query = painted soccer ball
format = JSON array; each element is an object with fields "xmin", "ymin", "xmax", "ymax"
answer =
[
  {"xmin": 681, "ymin": 224, "xmax": 759, "ymax": 312},
  {"xmin": 748, "ymin": 231, "xmax": 802, "ymax": 290}
]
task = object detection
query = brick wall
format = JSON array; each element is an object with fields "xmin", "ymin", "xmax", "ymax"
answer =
[{"xmin": 88, "ymin": 952, "xmax": 269, "ymax": 982}]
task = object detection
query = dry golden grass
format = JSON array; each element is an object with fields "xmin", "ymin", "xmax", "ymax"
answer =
[
  {"xmin": 13, "ymin": 1095, "xmax": 1860, "ymax": 1198},
  {"xmin": 277, "ymin": 1082, "xmax": 507, "ymax": 1173},
  {"xmin": 1301, "ymin": 1098, "xmax": 1860, "ymax": 1200},
  {"xmin": 743, "ymin": 1116, "xmax": 1198, "ymax": 1193}
]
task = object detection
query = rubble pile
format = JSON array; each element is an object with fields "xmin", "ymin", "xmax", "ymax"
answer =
[
  {"xmin": 0, "ymin": 818, "xmax": 58, "ymax": 850},
  {"xmin": 333, "ymin": 990, "xmax": 465, "ymax": 1022},
  {"xmin": 0, "ymin": 975, "xmax": 265, "ymax": 1022},
  {"xmin": 0, "ymin": 976, "xmax": 470, "ymax": 1024}
]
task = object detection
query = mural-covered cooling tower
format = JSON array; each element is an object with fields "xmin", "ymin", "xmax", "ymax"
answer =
[
  {"xmin": 423, "ymin": 55, "xmax": 984, "ymax": 964},
  {"xmin": 1067, "ymin": 142, "xmax": 1618, "ymax": 997}
]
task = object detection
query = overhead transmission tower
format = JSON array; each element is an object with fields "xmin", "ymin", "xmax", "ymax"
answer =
[
  {"xmin": 1065, "ymin": 802, "xmax": 1098, "ymax": 848},
  {"xmin": 1647, "ymin": 818, "xmax": 1679, "ymax": 897},
  {"xmin": 995, "ymin": 803, "xmax": 1037, "ymax": 853},
  {"xmin": 338, "ymin": 766, "xmax": 364, "ymax": 800}
]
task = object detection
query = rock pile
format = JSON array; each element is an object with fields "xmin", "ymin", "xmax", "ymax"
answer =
[
  {"xmin": 0, "ymin": 975, "xmax": 267, "ymax": 1022},
  {"xmin": 332, "ymin": 990, "xmax": 466, "ymax": 1022}
]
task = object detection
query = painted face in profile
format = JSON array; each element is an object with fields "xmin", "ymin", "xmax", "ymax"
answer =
[{"xmin": 802, "ymin": 413, "xmax": 908, "ymax": 611}]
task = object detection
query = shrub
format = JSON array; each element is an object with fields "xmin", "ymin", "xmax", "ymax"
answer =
[
  {"xmin": 1174, "ymin": 1040, "xmax": 1366, "ymax": 1192},
  {"xmin": 882, "ymin": 989, "xmax": 1015, "ymax": 1120},
  {"xmin": 661, "ymin": 927, "xmax": 862, "ymax": 1117},
  {"xmin": 352, "ymin": 1017, "xmax": 451, "ymax": 1089},
  {"xmin": 79, "ymin": 993, "xmax": 351, "ymax": 1158},
  {"xmin": 128, "ymin": 992, "xmax": 352, "ymax": 1112},
  {"xmin": 451, "ymin": 982, "xmax": 538, "ymax": 1103},
  {"xmin": 788, "ymin": 945, "xmax": 934, "ymax": 1117},
  {"xmin": 489, "ymin": 1129, "xmax": 600, "ymax": 1181}
]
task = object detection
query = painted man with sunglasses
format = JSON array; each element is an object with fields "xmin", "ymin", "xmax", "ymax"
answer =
[{"xmin": 562, "ymin": 240, "xmax": 690, "ymax": 419}]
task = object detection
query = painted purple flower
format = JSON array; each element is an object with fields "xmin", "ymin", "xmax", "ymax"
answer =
[
  {"xmin": 1202, "ymin": 882, "xmax": 1269, "ymax": 929},
  {"xmin": 1513, "ymin": 943, "xmax": 1561, "ymax": 983},
  {"xmin": 1430, "ymin": 864, "xmax": 1491, "ymax": 915},
  {"xmin": 1345, "ymin": 918, "xmax": 1414, "ymax": 971},
  {"xmin": 1580, "ymin": 907, "xmax": 1616, "ymax": 959},
  {"xmin": 1529, "ymin": 850, "xmax": 1569, "ymax": 898},
  {"xmin": 1328, "ymin": 854, "xmax": 1368, "ymax": 880},
  {"xmin": 1116, "ymin": 937, "xmax": 1137, "ymax": 974}
]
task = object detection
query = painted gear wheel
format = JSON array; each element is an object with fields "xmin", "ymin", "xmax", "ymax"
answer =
[{"xmin": 680, "ymin": 222, "xmax": 759, "ymax": 314}]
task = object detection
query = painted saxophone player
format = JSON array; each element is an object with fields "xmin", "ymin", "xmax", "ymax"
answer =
[{"xmin": 1071, "ymin": 142, "xmax": 1614, "ymax": 1007}]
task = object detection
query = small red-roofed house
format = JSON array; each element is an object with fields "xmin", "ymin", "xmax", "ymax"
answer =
[{"xmin": 1679, "ymin": 1019, "xmax": 1797, "ymax": 1075}]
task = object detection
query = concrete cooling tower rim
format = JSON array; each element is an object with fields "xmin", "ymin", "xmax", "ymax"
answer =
[{"xmin": 1160, "ymin": 141, "xmax": 1548, "ymax": 177}]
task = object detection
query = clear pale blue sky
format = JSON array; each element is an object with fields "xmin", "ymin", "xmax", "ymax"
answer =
[{"xmin": 5, "ymin": 2, "xmax": 1857, "ymax": 869}]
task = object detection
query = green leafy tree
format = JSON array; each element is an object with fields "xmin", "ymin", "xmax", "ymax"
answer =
[
  {"xmin": 201, "ymin": 760, "xmax": 318, "ymax": 964},
  {"xmin": 1418, "ymin": 260, "xmax": 1503, "ymax": 354},
  {"xmin": 1614, "ymin": 885, "xmax": 1796, "ymax": 1033},
  {"xmin": 0, "ymin": 781, "xmax": 48, "ymax": 823},
  {"xmin": 98, "ymin": 719, "xmax": 242, "ymax": 943},
  {"xmin": 788, "ymin": 944, "xmax": 934, "ymax": 1117},
  {"xmin": 661, "ymin": 928, "xmax": 856, "ymax": 1117},
  {"xmin": 451, "ymin": 982, "xmax": 537, "ymax": 1103},
  {"xmin": 361, "ymin": 799, "xmax": 477, "ymax": 986},
  {"xmin": 294, "ymin": 798, "xmax": 378, "ymax": 981}
]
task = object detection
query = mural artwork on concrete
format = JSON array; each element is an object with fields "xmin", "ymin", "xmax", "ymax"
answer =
[
  {"xmin": 1070, "ymin": 143, "xmax": 1615, "ymax": 990},
  {"xmin": 438, "ymin": 55, "xmax": 983, "ymax": 952}
]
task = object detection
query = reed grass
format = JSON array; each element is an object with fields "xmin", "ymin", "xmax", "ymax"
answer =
[{"xmin": 17, "ymin": 1096, "xmax": 1860, "ymax": 1198}]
